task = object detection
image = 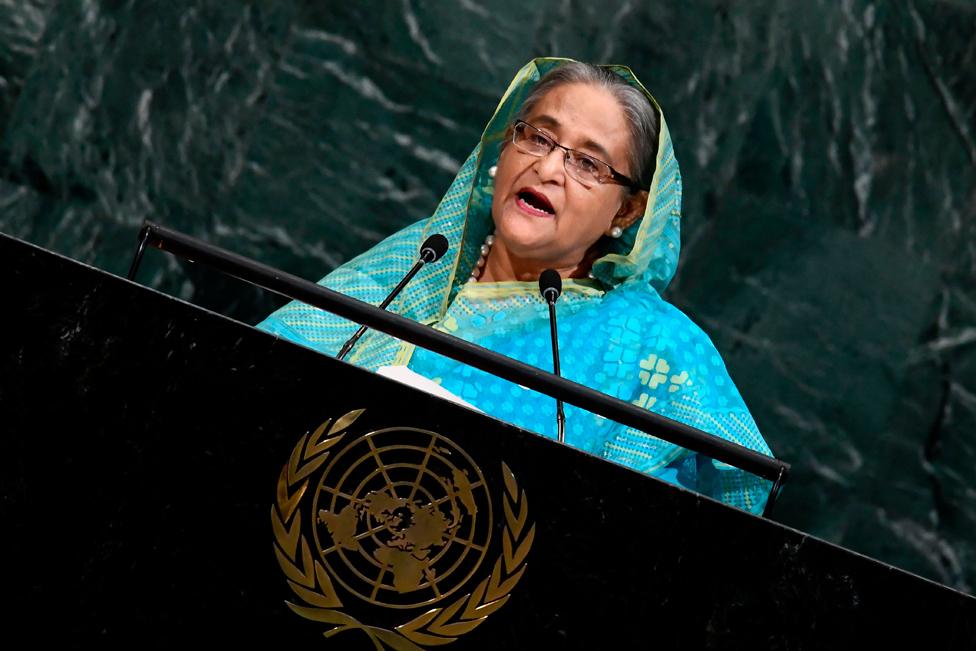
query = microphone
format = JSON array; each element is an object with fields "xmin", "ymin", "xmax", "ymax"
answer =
[
  {"xmin": 336, "ymin": 233, "xmax": 449, "ymax": 361},
  {"xmin": 419, "ymin": 233, "xmax": 449, "ymax": 264},
  {"xmin": 538, "ymin": 269, "xmax": 566, "ymax": 443}
]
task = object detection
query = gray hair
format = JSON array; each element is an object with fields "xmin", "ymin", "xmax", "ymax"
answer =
[{"xmin": 514, "ymin": 62, "xmax": 659, "ymax": 191}]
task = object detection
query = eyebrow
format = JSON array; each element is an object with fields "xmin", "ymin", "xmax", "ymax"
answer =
[{"xmin": 532, "ymin": 114, "xmax": 614, "ymax": 164}]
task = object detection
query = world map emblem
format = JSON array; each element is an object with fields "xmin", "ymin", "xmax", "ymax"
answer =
[{"xmin": 271, "ymin": 409, "xmax": 535, "ymax": 649}]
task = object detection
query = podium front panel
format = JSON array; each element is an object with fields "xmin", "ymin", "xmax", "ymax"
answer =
[{"xmin": 1, "ymin": 233, "xmax": 973, "ymax": 649}]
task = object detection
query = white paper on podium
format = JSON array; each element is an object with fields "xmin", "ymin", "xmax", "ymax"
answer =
[{"xmin": 376, "ymin": 365, "xmax": 483, "ymax": 413}]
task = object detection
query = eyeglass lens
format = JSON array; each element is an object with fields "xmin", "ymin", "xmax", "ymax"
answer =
[{"xmin": 513, "ymin": 122, "xmax": 608, "ymax": 185}]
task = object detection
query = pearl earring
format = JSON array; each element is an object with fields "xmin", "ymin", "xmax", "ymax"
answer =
[
  {"xmin": 488, "ymin": 165, "xmax": 497, "ymax": 179},
  {"xmin": 609, "ymin": 226, "xmax": 623, "ymax": 238}
]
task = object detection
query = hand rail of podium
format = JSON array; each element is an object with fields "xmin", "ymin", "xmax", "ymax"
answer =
[{"xmin": 127, "ymin": 221, "xmax": 790, "ymax": 516}]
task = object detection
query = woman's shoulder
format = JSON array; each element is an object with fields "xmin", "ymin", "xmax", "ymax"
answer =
[
  {"xmin": 333, "ymin": 218, "xmax": 431, "ymax": 274},
  {"xmin": 311, "ymin": 217, "xmax": 435, "ymax": 291},
  {"xmin": 601, "ymin": 282, "xmax": 719, "ymax": 348}
]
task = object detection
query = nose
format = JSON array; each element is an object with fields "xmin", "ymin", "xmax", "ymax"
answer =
[{"xmin": 533, "ymin": 147, "xmax": 566, "ymax": 184}]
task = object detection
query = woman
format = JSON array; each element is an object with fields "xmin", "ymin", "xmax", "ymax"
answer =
[{"xmin": 257, "ymin": 58, "xmax": 774, "ymax": 514}]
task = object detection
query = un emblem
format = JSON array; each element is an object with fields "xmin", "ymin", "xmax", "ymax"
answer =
[
  {"xmin": 272, "ymin": 409, "xmax": 534, "ymax": 649},
  {"xmin": 313, "ymin": 427, "xmax": 492, "ymax": 608}
]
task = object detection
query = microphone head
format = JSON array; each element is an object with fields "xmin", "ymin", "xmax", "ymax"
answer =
[
  {"xmin": 419, "ymin": 233, "xmax": 449, "ymax": 263},
  {"xmin": 538, "ymin": 269, "xmax": 562, "ymax": 303}
]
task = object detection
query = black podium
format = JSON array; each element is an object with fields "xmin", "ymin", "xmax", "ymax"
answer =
[{"xmin": 1, "ymin": 232, "xmax": 974, "ymax": 649}]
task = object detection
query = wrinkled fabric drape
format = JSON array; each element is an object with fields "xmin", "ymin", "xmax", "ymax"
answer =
[{"xmin": 257, "ymin": 57, "xmax": 774, "ymax": 513}]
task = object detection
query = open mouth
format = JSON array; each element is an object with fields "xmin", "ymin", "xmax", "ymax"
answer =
[{"xmin": 516, "ymin": 189, "xmax": 555, "ymax": 217}]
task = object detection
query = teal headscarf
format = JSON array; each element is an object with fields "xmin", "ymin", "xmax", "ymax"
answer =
[{"xmin": 257, "ymin": 58, "xmax": 774, "ymax": 513}]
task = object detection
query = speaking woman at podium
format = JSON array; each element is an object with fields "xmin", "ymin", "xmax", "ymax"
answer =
[{"xmin": 257, "ymin": 58, "xmax": 775, "ymax": 514}]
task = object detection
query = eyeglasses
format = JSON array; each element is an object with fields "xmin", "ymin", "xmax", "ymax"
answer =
[{"xmin": 511, "ymin": 120, "xmax": 639, "ymax": 190}]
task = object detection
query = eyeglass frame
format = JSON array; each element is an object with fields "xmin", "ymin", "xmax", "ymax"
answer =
[{"xmin": 509, "ymin": 119, "xmax": 641, "ymax": 191}]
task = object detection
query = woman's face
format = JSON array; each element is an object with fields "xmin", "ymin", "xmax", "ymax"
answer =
[{"xmin": 490, "ymin": 82, "xmax": 644, "ymax": 275}]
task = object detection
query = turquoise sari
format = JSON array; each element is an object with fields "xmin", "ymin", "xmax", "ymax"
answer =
[{"xmin": 257, "ymin": 58, "xmax": 774, "ymax": 514}]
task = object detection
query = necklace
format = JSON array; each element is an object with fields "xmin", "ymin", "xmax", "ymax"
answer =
[
  {"xmin": 467, "ymin": 234, "xmax": 495, "ymax": 282},
  {"xmin": 467, "ymin": 234, "xmax": 600, "ymax": 282}
]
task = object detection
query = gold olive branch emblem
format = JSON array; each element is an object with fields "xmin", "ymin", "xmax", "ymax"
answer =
[{"xmin": 271, "ymin": 409, "xmax": 535, "ymax": 649}]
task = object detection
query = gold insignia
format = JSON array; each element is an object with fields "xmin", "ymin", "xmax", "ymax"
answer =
[{"xmin": 272, "ymin": 409, "xmax": 534, "ymax": 648}]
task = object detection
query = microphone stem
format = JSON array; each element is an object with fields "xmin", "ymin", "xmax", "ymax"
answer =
[
  {"xmin": 336, "ymin": 257, "xmax": 427, "ymax": 361},
  {"xmin": 547, "ymin": 299, "xmax": 566, "ymax": 443}
]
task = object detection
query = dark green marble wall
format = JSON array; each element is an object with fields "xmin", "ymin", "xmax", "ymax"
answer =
[{"xmin": 1, "ymin": 1, "xmax": 974, "ymax": 593}]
